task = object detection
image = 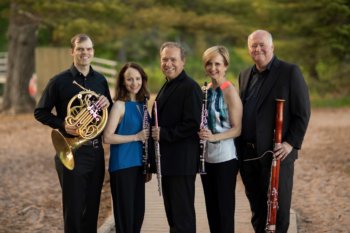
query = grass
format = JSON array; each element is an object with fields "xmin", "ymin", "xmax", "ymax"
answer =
[{"xmin": 311, "ymin": 95, "xmax": 350, "ymax": 108}]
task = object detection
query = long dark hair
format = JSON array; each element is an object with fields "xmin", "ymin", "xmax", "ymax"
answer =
[{"xmin": 114, "ymin": 62, "xmax": 150, "ymax": 102}]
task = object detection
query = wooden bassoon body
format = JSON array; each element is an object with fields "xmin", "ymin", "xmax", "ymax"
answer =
[{"xmin": 265, "ymin": 99, "xmax": 285, "ymax": 233}]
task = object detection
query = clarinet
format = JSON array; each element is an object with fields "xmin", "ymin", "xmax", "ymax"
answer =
[
  {"xmin": 153, "ymin": 101, "xmax": 162, "ymax": 196},
  {"xmin": 265, "ymin": 99, "xmax": 285, "ymax": 233},
  {"xmin": 198, "ymin": 82, "xmax": 208, "ymax": 174},
  {"xmin": 142, "ymin": 97, "xmax": 150, "ymax": 175}
]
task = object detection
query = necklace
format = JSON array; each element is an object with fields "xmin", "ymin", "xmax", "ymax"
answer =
[{"xmin": 136, "ymin": 103, "xmax": 143, "ymax": 118}]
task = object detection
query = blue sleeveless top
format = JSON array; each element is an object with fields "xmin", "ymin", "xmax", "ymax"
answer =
[
  {"xmin": 207, "ymin": 85, "xmax": 230, "ymax": 134},
  {"xmin": 109, "ymin": 101, "xmax": 144, "ymax": 172},
  {"xmin": 206, "ymin": 81, "xmax": 237, "ymax": 163}
]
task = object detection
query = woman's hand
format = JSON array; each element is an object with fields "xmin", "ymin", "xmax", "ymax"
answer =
[
  {"xmin": 136, "ymin": 128, "xmax": 149, "ymax": 142},
  {"xmin": 198, "ymin": 128, "xmax": 216, "ymax": 142}
]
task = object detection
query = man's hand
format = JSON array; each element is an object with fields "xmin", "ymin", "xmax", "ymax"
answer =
[
  {"xmin": 274, "ymin": 142, "xmax": 293, "ymax": 160},
  {"xmin": 152, "ymin": 126, "xmax": 160, "ymax": 141},
  {"xmin": 96, "ymin": 95, "xmax": 110, "ymax": 109},
  {"xmin": 64, "ymin": 122, "xmax": 79, "ymax": 136}
]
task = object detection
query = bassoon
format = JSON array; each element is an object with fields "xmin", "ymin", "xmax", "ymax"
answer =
[
  {"xmin": 153, "ymin": 101, "xmax": 162, "ymax": 196},
  {"xmin": 142, "ymin": 97, "xmax": 150, "ymax": 175},
  {"xmin": 265, "ymin": 99, "xmax": 285, "ymax": 233},
  {"xmin": 198, "ymin": 82, "xmax": 209, "ymax": 174}
]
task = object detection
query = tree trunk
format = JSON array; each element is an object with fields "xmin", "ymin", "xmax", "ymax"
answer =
[
  {"xmin": 308, "ymin": 60, "xmax": 320, "ymax": 82},
  {"xmin": 2, "ymin": 4, "xmax": 38, "ymax": 114}
]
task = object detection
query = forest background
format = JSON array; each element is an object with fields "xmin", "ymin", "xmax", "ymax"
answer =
[{"xmin": 0, "ymin": 0, "xmax": 350, "ymax": 113}]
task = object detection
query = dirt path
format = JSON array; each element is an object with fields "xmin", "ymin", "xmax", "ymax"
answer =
[
  {"xmin": 0, "ymin": 108, "xmax": 349, "ymax": 233},
  {"xmin": 292, "ymin": 108, "xmax": 350, "ymax": 233},
  {"xmin": 0, "ymin": 114, "xmax": 111, "ymax": 233}
]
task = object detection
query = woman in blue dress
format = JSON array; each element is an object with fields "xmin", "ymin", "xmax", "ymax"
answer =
[
  {"xmin": 198, "ymin": 46, "xmax": 243, "ymax": 233},
  {"xmin": 103, "ymin": 62, "xmax": 150, "ymax": 233}
]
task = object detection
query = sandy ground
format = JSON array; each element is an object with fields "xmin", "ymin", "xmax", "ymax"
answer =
[
  {"xmin": 292, "ymin": 108, "xmax": 350, "ymax": 233},
  {"xmin": 0, "ymin": 108, "xmax": 349, "ymax": 233},
  {"xmin": 0, "ymin": 114, "xmax": 112, "ymax": 233}
]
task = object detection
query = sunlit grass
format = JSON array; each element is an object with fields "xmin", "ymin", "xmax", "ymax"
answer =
[{"xmin": 311, "ymin": 95, "xmax": 350, "ymax": 108}]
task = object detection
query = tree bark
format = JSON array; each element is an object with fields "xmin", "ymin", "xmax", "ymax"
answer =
[{"xmin": 1, "ymin": 3, "xmax": 38, "ymax": 114}]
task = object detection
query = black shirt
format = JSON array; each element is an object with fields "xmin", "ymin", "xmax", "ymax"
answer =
[
  {"xmin": 34, "ymin": 65, "xmax": 112, "ymax": 136},
  {"xmin": 242, "ymin": 57, "xmax": 275, "ymax": 143}
]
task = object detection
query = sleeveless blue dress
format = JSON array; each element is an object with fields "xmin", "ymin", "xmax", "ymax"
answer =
[{"xmin": 109, "ymin": 101, "xmax": 144, "ymax": 172}]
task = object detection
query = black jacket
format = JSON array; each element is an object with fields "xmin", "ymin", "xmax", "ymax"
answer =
[
  {"xmin": 152, "ymin": 70, "xmax": 202, "ymax": 175},
  {"xmin": 237, "ymin": 57, "xmax": 311, "ymax": 163}
]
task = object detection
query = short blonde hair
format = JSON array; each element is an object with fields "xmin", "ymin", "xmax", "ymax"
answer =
[{"xmin": 202, "ymin": 45, "xmax": 230, "ymax": 67}]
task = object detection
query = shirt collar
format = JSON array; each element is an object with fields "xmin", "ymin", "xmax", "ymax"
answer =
[
  {"xmin": 252, "ymin": 56, "xmax": 275, "ymax": 75},
  {"xmin": 165, "ymin": 70, "xmax": 186, "ymax": 86},
  {"xmin": 70, "ymin": 64, "xmax": 94, "ymax": 78}
]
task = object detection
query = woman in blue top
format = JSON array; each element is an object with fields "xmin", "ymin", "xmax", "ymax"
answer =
[
  {"xmin": 103, "ymin": 62, "xmax": 150, "ymax": 233},
  {"xmin": 198, "ymin": 46, "xmax": 243, "ymax": 233}
]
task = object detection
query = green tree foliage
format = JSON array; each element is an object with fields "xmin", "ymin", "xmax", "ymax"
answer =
[
  {"xmin": 267, "ymin": 0, "xmax": 350, "ymax": 95},
  {"xmin": 0, "ymin": 0, "xmax": 349, "ymax": 103}
]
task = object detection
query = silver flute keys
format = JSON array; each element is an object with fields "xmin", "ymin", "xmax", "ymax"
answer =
[
  {"xmin": 198, "ymin": 82, "xmax": 208, "ymax": 174},
  {"xmin": 153, "ymin": 101, "xmax": 162, "ymax": 196},
  {"xmin": 142, "ymin": 97, "xmax": 150, "ymax": 175}
]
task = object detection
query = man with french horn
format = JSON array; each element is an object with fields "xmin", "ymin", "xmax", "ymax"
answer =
[{"xmin": 34, "ymin": 34, "xmax": 112, "ymax": 233}]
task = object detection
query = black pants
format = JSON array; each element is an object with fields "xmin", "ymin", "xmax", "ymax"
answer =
[
  {"xmin": 201, "ymin": 159, "xmax": 239, "ymax": 233},
  {"xmin": 55, "ymin": 144, "xmax": 105, "ymax": 233},
  {"xmin": 110, "ymin": 166, "xmax": 145, "ymax": 233},
  {"xmin": 240, "ymin": 145, "xmax": 294, "ymax": 233},
  {"xmin": 162, "ymin": 175, "xmax": 196, "ymax": 233}
]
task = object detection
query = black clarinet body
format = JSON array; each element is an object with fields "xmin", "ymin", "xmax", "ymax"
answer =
[{"xmin": 198, "ymin": 82, "xmax": 209, "ymax": 174}]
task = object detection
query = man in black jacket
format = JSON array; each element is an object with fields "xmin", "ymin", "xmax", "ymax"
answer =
[
  {"xmin": 237, "ymin": 30, "xmax": 311, "ymax": 233},
  {"xmin": 151, "ymin": 42, "xmax": 202, "ymax": 233},
  {"xmin": 34, "ymin": 34, "xmax": 112, "ymax": 233}
]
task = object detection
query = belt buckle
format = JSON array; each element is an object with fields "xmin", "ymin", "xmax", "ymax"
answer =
[{"xmin": 92, "ymin": 139, "xmax": 99, "ymax": 148}]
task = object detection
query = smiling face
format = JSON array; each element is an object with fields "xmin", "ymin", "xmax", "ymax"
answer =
[
  {"xmin": 71, "ymin": 38, "xmax": 94, "ymax": 69},
  {"xmin": 204, "ymin": 54, "xmax": 228, "ymax": 81},
  {"xmin": 160, "ymin": 46, "xmax": 185, "ymax": 80},
  {"xmin": 248, "ymin": 30, "xmax": 274, "ymax": 71},
  {"xmin": 123, "ymin": 67, "xmax": 142, "ymax": 100}
]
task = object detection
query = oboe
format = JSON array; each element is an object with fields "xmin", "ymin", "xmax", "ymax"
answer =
[
  {"xmin": 142, "ymin": 97, "xmax": 150, "ymax": 175},
  {"xmin": 153, "ymin": 101, "xmax": 162, "ymax": 196},
  {"xmin": 265, "ymin": 99, "xmax": 285, "ymax": 233},
  {"xmin": 198, "ymin": 82, "xmax": 208, "ymax": 174}
]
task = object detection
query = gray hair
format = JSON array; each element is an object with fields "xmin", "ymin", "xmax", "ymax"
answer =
[
  {"xmin": 159, "ymin": 42, "xmax": 186, "ymax": 60},
  {"xmin": 248, "ymin": 30, "xmax": 273, "ymax": 46}
]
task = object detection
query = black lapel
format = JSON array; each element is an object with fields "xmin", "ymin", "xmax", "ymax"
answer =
[
  {"xmin": 156, "ymin": 71, "xmax": 186, "ymax": 113},
  {"xmin": 256, "ymin": 58, "xmax": 281, "ymax": 110},
  {"xmin": 240, "ymin": 67, "xmax": 253, "ymax": 99}
]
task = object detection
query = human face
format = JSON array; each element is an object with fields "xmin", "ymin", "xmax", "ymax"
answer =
[
  {"xmin": 124, "ymin": 67, "xmax": 142, "ymax": 99},
  {"xmin": 248, "ymin": 31, "xmax": 274, "ymax": 71},
  {"xmin": 160, "ymin": 46, "xmax": 185, "ymax": 80},
  {"xmin": 71, "ymin": 38, "xmax": 94, "ymax": 69},
  {"xmin": 205, "ymin": 54, "xmax": 227, "ymax": 81}
]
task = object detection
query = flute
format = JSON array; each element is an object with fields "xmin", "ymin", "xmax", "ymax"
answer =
[
  {"xmin": 153, "ymin": 101, "xmax": 162, "ymax": 196},
  {"xmin": 265, "ymin": 99, "xmax": 285, "ymax": 233},
  {"xmin": 142, "ymin": 97, "xmax": 150, "ymax": 175},
  {"xmin": 198, "ymin": 82, "xmax": 208, "ymax": 174}
]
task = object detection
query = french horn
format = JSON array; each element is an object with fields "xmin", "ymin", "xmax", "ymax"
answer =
[{"xmin": 51, "ymin": 81, "xmax": 108, "ymax": 170}]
